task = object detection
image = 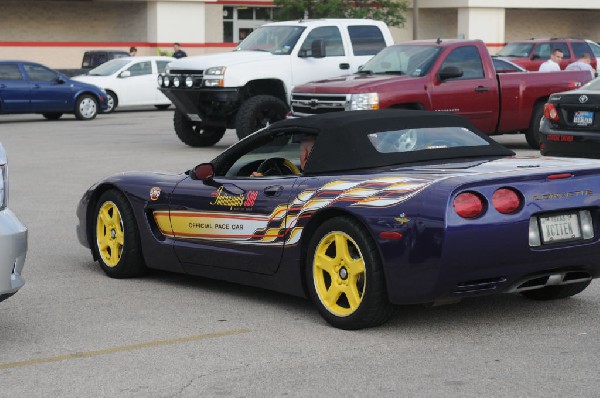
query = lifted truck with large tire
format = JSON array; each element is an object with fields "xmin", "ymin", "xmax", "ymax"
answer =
[{"xmin": 158, "ymin": 19, "xmax": 394, "ymax": 147}]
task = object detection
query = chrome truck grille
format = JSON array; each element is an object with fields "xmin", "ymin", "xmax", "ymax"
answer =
[{"xmin": 291, "ymin": 93, "xmax": 348, "ymax": 116}]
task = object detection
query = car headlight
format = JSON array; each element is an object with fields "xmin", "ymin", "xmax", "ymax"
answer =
[
  {"xmin": 347, "ymin": 93, "xmax": 379, "ymax": 111},
  {"xmin": 203, "ymin": 66, "xmax": 225, "ymax": 87},
  {"xmin": 157, "ymin": 74, "xmax": 164, "ymax": 86},
  {"xmin": 205, "ymin": 66, "xmax": 226, "ymax": 75},
  {"xmin": 185, "ymin": 76, "xmax": 194, "ymax": 88},
  {"xmin": 0, "ymin": 163, "xmax": 7, "ymax": 210},
  {"xmin": 163, "ymin": 77, "xmax": 170, "ymax": 87},
  {"xmin": 173, "ymin": 76, "xmax": 180, "ymax": 88}
]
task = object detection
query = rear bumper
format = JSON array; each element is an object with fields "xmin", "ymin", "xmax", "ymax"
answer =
[
  {"xmin": 0, "ymin": 208, "xmax": 27, "ymax": 299},
  {"xmin": 540, "ymin": 119, "xmax": 600, "ymax": 158}
]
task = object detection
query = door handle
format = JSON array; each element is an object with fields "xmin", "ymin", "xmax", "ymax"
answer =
[
  {"xmin": 474, "ymin": 86, "xmax": 489, "ymax": 92},
  {"xmin": 339, "ymin": 63, "xmax": 350, "ymax": 70},
  {"xmin": 32, "ymin": 84, "xmax": 41, "ymax": 89},
  {"xmin": 264, "ymin": 185, "xmax": 283, "ymax": 197}
]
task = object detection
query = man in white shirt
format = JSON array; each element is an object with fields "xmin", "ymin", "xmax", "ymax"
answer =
[
  {"xmin": 565, "ymin": 52, "xmax": 595, "ymax": 78},
  {"xmin": 538, "ymin": 49, "xmax": 563, "ymax": 72}
]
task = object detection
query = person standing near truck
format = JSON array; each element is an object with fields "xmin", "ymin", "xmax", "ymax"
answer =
[
  {"xmin": 565, "ymin": 53, "xmax": 595, "ymax": 78},
  {"xmin": 129, "ymin": 46, "xmax": 137, "ymax": 56},
  {"xmin": 538, "ymin": 49, "xmax": 563, "ymax": 72},
  {"xmin": 173, "ymin": 43, "xmax": 187, "ymax": 59}
]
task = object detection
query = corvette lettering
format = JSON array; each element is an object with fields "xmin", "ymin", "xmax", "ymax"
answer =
[{"xmin": 533, "ymin": 190, "xmax": 592, "ymax": 201}]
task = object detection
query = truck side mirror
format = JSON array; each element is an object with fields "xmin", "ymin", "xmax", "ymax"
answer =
[
  {"xmin": 438, "ymin": 66, "xmax": 463, "ymax": 81},
  {"xmin": 119, "ymin": 70, "xmax": 131, "ymax": 78},
  {"xmin": 531, "ymin": 54, "xmax": 540, "ymax": 60},
  {"xmin": 311, "ymin": 39, "xmax": 326, "ymax": 58}
]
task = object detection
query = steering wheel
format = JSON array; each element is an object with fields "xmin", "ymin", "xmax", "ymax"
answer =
[{"xmin": 256, "ymin": 157, "xmax": 300, "ymax": 176}]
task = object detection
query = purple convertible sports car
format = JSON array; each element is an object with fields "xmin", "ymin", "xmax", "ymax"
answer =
[{"xmin": 77, "ymin": 110, "xmax": 600, "ymax": 329}]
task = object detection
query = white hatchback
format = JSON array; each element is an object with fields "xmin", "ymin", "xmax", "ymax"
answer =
[{"xmin": 74, "ymin": 56, "xmax": 174, "ymax": 112}]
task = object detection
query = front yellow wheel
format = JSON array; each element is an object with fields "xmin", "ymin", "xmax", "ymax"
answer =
[
  {"xmin": 307, "ymin": 217, "xmax": 394, "ymax": 330},
  {"xmin": 313, "ymin": 231, "xmax": 366, "ymax": 317},
  {"xmin": 96, "ymin": 201, "xmax": 124, "ymax": 267}
]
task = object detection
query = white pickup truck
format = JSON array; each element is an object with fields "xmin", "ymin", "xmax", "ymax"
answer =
[{"xmin": 158, "ymin": 19, "xmax": 394, "ymax": 146}]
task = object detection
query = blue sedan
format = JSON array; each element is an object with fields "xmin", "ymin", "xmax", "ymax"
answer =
[{"xmin": 0, "ymin": 61, "xmax": 108, "ymax": 120}]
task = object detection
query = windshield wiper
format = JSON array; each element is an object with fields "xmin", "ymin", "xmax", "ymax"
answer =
[
  {"xmin": 382, "ymin": 70, "xmax": 405, "ymax": 75},
  {"xmin": 357, "ymin": 69, "xmax": 373, "ymax": 74}
]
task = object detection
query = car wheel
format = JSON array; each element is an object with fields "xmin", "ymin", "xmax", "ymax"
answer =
[
  {"xmin": 306, "ymin": 217, "xmax": 394, "ymax": 330},
  {"xmin": 155, "ymin": 104, "xmax": 170, "ymax": 110},
  {"xmin": 105, "ymin": 91, "xmax": 118, "ymax": 113},
  {"xmin": 525, "ymin": 102, "xmax": 544, "ymax": 149},
  {"xmin": 520, "ymin": 280, "xmax": 591, "ymax": 300},
  {"xmin": 42, "ymin": 113, "xmax": 63, "ymax": 120},
  {"xmin": 173, "ymin": 109, "xmax": 226, "ymax": 147},
  {"xmin": 235, "ymin": 95, "xmax": 288, "ymax": 141},
  {"xmin": 75, "ymin": 94, "xmax": 98, "ymax": 120},
  {"xmin": 93, "ymin": 190, "xmax": 146, "ymax": 278}
]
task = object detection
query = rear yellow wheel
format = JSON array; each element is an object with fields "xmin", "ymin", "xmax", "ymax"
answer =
[
  {"xmin": 93, "ymin": 190, "xmax": 146, "ymax": 278},
  {"xmin": 307, "ymin": 217, "xmax": 394, "ymax": 329},
  {"xmin": 313, "ymin": 231, "xmax": 366, "ymax": 317}
]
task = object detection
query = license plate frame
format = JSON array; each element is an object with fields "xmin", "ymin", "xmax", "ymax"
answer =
[
  {"xmin": 539, "ymin": 212, "xmax": 582, "ymax": 244},
  {"xmin": 573, "ymin": 111, "xmax": 593, "ymax": 126}
]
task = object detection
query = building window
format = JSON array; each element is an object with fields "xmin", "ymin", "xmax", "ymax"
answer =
[{"xmin": 223, "ymin": 6, "xmax": 275, "ymax": 43}]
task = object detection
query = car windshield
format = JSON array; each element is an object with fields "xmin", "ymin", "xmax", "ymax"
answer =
[
  {"xmin": 497, "ymin": 42, "xmax": 534, "ymax": 57},
  {"xmin": 367, "ymin": 127, "xmax": 490, "ymax": 153},
  {"xmin": 235, "ymin": 26, "xmax": 305, "ymax": 55},
  {"xmin": 358, "ymin": 45, "xmax": 442, "ymax": 77},
  {"xmin": 88, "ymin": 59, "xmax": 130, "ymax": 76}
]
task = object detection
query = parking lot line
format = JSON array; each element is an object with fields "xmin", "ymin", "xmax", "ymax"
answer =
[{"xmin": 0, "ymin": 328, "xmax": 250, "ymax": 370}]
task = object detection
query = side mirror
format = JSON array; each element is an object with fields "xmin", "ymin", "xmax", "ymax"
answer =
[
  {"xmin": 311, "ymin": 39, "xmax": 326, "ymax": 58},
  {"xmin": 438, "ymin": 66, "xmax": 463, "ymax": 81},
  {"xmin": 190, "ymin": 163, "xmax": 214, "ymax": 181},
  {"xmin": 119, "ymin": 70, "xmax": 131, "ymax": 78},
  {"xmin": 531, "ymin": 54, "xmax": 541, "ymax": 60},
  {"xmin": 56, "ymin": 76, "xmax": 66, "ymax": 84}
]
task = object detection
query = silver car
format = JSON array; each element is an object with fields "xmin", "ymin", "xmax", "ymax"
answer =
[{"xmin": 0, "ymin": 143, "xmax": 27, "ymax": 302}]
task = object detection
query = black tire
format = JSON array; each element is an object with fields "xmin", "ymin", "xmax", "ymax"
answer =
[
  {"xmin": 74, "ymin": 94, "xmax": 98, "ymax": 120},
  {"xmin": 173, "ymin": 109, "xmax": 226, "ymax": 147},
  {"xmin": 155, "ymin": 104, "xmax": 170, "ymax": 110},
  {"xmin": 42, "ymin": 113, "xmax": 63, "ymax": 120},
  {"xmin": 525, "ymin": 102, "xmax": 544, "ymax": 149},
  {"xmin": 306, "ymin": 217, "xmax": 394, "ymax": 330},
  {"xmin": 520, "ymin": 281, "xmax": 591, "ymax": 300},
  {"xmin": 235, "ymin": 95, "xmax": 289, "ymax": 140},
  {"xmin": 93, "ymin": 190, "xmax": 146, "ymax": 278},
  {"xmin": 105, "ymin": 91, "xmax": 118, "ymax": 113}
]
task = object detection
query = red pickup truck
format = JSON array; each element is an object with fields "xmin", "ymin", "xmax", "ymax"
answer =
[{"xmin": 290, "ymin": 39, "xmax": 593, "ymax": 148}]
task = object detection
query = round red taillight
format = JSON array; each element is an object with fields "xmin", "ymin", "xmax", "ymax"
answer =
[
  {"xmin": 453, "ymin": 192, "xmax": 484, "ymax": 218},
  {"xmin": 543, "ymin": 103, "xmax": 559, "ymax": 121},
  {"xmin": 492, "ymin": 188, "xmax": 522, "ymax": 214}
]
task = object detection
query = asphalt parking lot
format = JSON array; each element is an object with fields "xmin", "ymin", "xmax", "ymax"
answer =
[{"xmin": 1, "ymin": 110, "xmax": 598, "ymax": 397}]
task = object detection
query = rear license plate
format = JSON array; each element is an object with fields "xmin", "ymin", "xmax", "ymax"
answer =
[
  {"xmin": 539, "ymin": 213, "xmax": 581, "ymax": 244},
  {"xmin": 573, "ymin": 111, "xmax": 593, "ymax": 126}
]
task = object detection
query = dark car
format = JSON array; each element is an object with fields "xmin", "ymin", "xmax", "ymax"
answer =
[
  {"xmin": 0, "ymin": 61, "xmax": 108, "ymax": 120},
  {"xmin": 540, "ymin": 77, "xmax": 600, "ymax": 157},
  {"xmin": 497, "ymin": 38, "xmax": 597, "ymax": 71},
  {"xmin": 77, "ymin": 110, "xmax": 600, "ymax": 329}
]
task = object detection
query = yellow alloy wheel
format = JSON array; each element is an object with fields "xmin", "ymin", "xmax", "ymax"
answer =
[
  {"xmin": 313, "ymin": 231, "xmax": 366, "ymax": 317},
  {"xmin": 96, "ymin": 201, "xmax": 124, "ymax": 267}
]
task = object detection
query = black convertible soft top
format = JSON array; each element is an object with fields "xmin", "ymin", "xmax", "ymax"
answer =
[{"xmin": 269, "ymin": 110, "xmax": 514, "ymax": 174}]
